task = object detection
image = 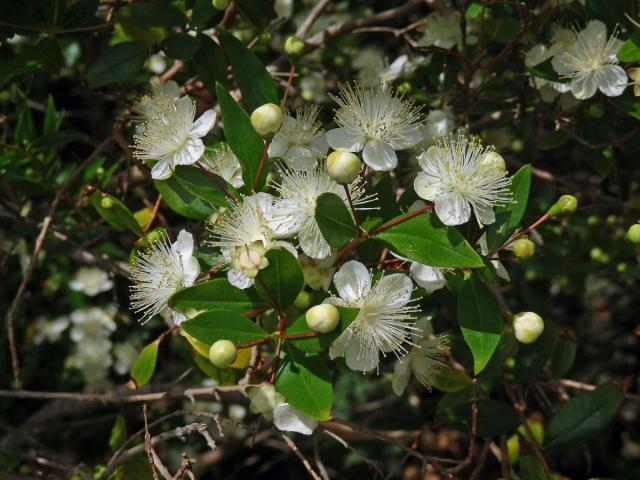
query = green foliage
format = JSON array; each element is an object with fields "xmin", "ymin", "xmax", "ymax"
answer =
[
  {"xmin": 169, "ymin": 278, "xmax": 264, "ymax": 314},
  {"xmin": 86, "ymin": 42, "xmax": 147, "ymax": 88},
  {"xmin": 181, "ymin": 310, "xmax": 268, "ymax": 345},
  {"xmin": 155, "ymin": 176, "xmax": 216, "ymax": 219},
  {"xmin": 287, "ymin": 306, "xmax": 359, "ymax": 353},
  {"xmin": 90, "ymin": 191, "xmax": 143, "ymax": 236},
  {"xmin": 130, "ymin": 340, "xmax": 159, "ymax": 388},
  {"xmin": 255, "ymin": 249, "xmax": 304, "ymax": 311},
  {"xmin": 315, "ymin": 192, "xmax": 357, "ymax": 249}
]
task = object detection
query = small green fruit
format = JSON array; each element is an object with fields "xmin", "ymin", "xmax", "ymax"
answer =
[
  {"xmin": 208, "ymin": 340, "xmax": 237, "ymax": 368},
  {"xmin": 284, "ymin": 35, "xmax": 305, "ymax": 57},
  {"xmin": 306, "ymin": 304, "xmax": 340, "ymax": 333},
  {"xmin": 212, "ymin": 0, "xmax": 230, "ymax": 10},
  {"xmin": 100, "ymin": 197, "xmax": 114, "ymax": 209},
  {"xmin": 293, "ymin": 290, "xmax": 313, "ymax": 309},
  {"xmin": 513, "ymin": 238, "xmax": 535, "ymax": 259},
  {"xmin": 548, "ymin": 194, "xmax": 578, "ymax": 217},
  {"xmin": 627, "ymin": 223, "xmax": 640, "ymax": 244}
]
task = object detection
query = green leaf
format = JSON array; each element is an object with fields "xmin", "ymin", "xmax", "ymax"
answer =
[
  {"xmin": 276, "ymin": 350, "xmax": 333, "ymax": 420},
  {"xmin": 173, "ymin": 165, "xmax": 237, "ymax": 208},
  {"xmin": 486, "ymin": 164, "xmax": 532, "ymax": 250},
  {"xmin": 431, "ymin": 366, "xmax": 473, "ymax": 393},
  {"xmin": 618, "ymin": 31, "xmax": 640, "ymax": 62},
  {"xmin": 193, "ymin": 353, "xmax": 239, "ymax": 385},
  {"xmin": 544, "ymin": 383, "xmax": 624, "ymax": 451},
  {"xmin": 118, "ymin": 2, "xmax": 186, "ymax": 28},
  {"xmin": 162, "ymin": 33, "xmax": 201, "ymax": 60},
  {"xmin": 193, "ymin": 35, "xmax": 228, "ymax": 94},
  {"xmin": 514, "ymin": 321, "xmax": 557, "ymax": 386},
  {"xmin": 527, "ymin": 58, "xmax": 566, "ymax": 83},
  {"xmin": 59, "ymin": 0, "xmax": 99, "ymax": 29},
  {"xmin": 216, "ymin": 83, "xmax": 267, "ymax": 191},
  {"xmin": 155, "ymin": 176, "xmax": 216, "ymax": 220},
  {"xmin": 457, "ymin": 276, "xmax": 503, "ymax": 374},
  {"xmin": 130, "ymin": 340, "xmax": 159, "ymax": 388},
  {"xmin": 234, "ymin": 0, "xmax": 277, "ymax": 28},
  {"xmin": 255, "ymin": 249, "xmax": 304, "ymax": 311},
  {"xmin": 373, "ymin": 211, "xmax": 483, "ymax": 268},
  {"xmin": 520, "ymin": 453, "xmax": 549, "ymax": 480},
  {"xmin": 87, "ymin": 41, "xmax": 147, "ymax": 88},
  {"xmin": 218, "ymin": 30, "xmax": 279, "ymax": 112},
  {"xmin": 287, "ymin": 306, "xmax": 359, "ymax": 353},
  {"xmin": 315, "ymin": 192, "xmax": 356, "ymax": 249},
  {"xmin": 550, "ymin": 336, "xmax": 576, "ymax": 379},
  {"xmin": 169, "ymin": 278, "xmax": 265, "ymax": 314},
  {"xmin": 109, "ymin": 415, "xmax": 127, "ymax": 452},
  {"xmin": 90, "ymin": 191, "xmax": 143, "ymax": 236},
  {"xmin": 0, "ymin": 38, "xmax": 63, "ymax": 79},
  {"xmin": 181, "ymin": 310, "xmax": 268, "ymax": 345},
  {"xmin": 538, "ymin": 130, "xmax": 570, "ymax": 151},
  {"xmin": 612, "ymin": 92, "xmax": 640, "ymax": 120},
  {"xmin": 437, "ymin": 391, "xmax": 517, "ymax": 437}
]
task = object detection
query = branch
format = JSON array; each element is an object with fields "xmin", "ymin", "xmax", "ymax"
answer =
[{"xmin": 281, "ymin": 433, "xmax": 322, "ymax": 480}]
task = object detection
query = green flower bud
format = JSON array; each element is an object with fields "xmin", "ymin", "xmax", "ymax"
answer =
[
  {"xmin": 293, "ymin": 290, "xmax": 313, "ymax": 309},
  {"xmin": 548, "ymin": 194, "xmax": 578, "ymax": 217},
  {"xmin": 284, "ymin": 35, "xmax": 305, "ymax": 57},
  {"xmin": 513, "ymin": 238, "xmax": 535, "ymax": 259},
  {"xmin": 627, "ymin": 223, "xmax": 640, "ymax": 244},
  {"xmin": 306, "ymin": 304, "xmax": 340, "ymax": 333},
  {"xmin": 208, "ymin": 340, "xmax": 237, "ymax": 368},
  {"xmin": 100, "ymin": 197, "xmax": 114, "ymax": 209},
  {"xmin": 327, "ymin": 150, "xmax": 361, "ymax": 184},
  {"xmin": 250, "ymin": 103, "xmax": 283, "ymax": 136},
  {"xmin": 212, "ymin": 0, "xmax": 230, "ymax": 9},
  {"xmin": 513, "ymin": 312, "xmax": 544, "ymax": 344}
]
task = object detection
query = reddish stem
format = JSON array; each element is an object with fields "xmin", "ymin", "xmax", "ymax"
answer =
[
  {"xmin": 252, "ymin": 141, "xmax": 270, "ymax": 192},
  {"xmin": 281, "ymin": 63, "xmax": 296, "ymax": 108},
  {"xmin": 143, "ymin": 194, "xmax": 163, "ymax": 233},
  {"xmin": 270, "ymin": 314, "xmax": 287, "ymax": 383},
  {"xmin": 369, "ymin": 205, "xmax": 433, "ymax": 236},
  {"xmin": 284, "ymin": 331, "xmax": 322, "ymax": 340},
  {"xmin": 488, "ymin": 212, "xmax": 551, "ymax": 257},
  {"xmin": 343, "ymin": 184, "xmax": 359, "ymax": 229},
  {"xmin": 241, "ymin": 307, "xmax": 270, "ymax": 317},
  {"xmin": 235, "ymin": 336, "xmax": 273, "ymax": 349}
]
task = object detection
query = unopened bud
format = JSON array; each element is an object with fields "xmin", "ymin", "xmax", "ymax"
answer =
[
  {"xmin": 306, "ymin": 304, "xmax": 340, "ymax": 333},
  {"xmin": 100, "ymin": 197, "xmax": 114, "ymax": 209},
  {"xmin": 480, "ymin": 151, "xmax": 506, "ymax": 173},
  {"xmin": 627, "ymin": 223, "xmax": 640, "ymax": 244},
  {"xmin": 284, "ymin": 35, "xmax": 305, "ymax": 57},
  {"xmin": 208, "ymin": 339, "xmax": 237, "ymax": 368},
  {"xmin": 513, "ymin": 238, "xmax": 535, "ymax": 259},
  {"xmin": 293, "ymin": 290, "xmax": 313, "ymax": 309},
  {"xmin": 327, "ymin": 150, "xmax": 361, "ymax": 184},
  {"xmin": 231, "ymin": 242, "xmax": 268, "ymax": 278},
  {"xmin": 250, "ymin": 103, "xmax": 283, "ymax": 136},
  {"xmin": 513, "ymin": 312, "xmax": 544, "ymax": 344},
  {"xmin": 548, "ymin": 194, "xmax": 578, "ymax": 217},
  {"xmin": 212, "ymin": 0, "xmax": 230, "ymax": 10}
]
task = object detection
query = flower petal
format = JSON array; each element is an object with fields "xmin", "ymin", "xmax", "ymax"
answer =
[
  {"xmin": 344, "ymin": 335, "xmax": 378, "ymax": 371},
  {"xmin": 373, "ymin": 273, "xmax": 413, "ymax": 307},
  {"xmin": 473, "ymin": 203, "xmax": 496, "ymax": 226},
  {"xmin": 597, "ymin": 65, "xmax": 628, "ymax": 97},
  {"xmin": 285, "ymin": 145, "xmax": 317, "ymax": 170},
  {"xmin": 332, "ymin": 260, "xmax": 371, "ymax": 302},
  {"xmin": 299, "ymin": 221, "xmax": 332, "ymax": 260},
  {"xmin": 266, "ymin": 199, "xmax": 304, "ymax": 236},
  {"xmin": 362, "ymin": 140, "xmax": 398, "ymax": 171},
  {"xmin": 392, "ymin": 356, "xmax": 411, "ymax": 396},
  {"xmin": 174, "ymin": 138, "xmax": 205, "ymax": 165},
  {"xmin": 326, "ymin": 128, "xmax": 365, "ymax": 152},
  {"xmin": 267, "ymin": 133, "xmax": 289, "ymax": 158},
  {"xmin": 189, "ymin": 109, "xmax": 216, "ymax": 138},
  {"xmin": 228, "ymin": 269, "xmax": 254, "ymax": 289},
  {"xmin": 173, "ymin": 230, "xmax": 195, "ymax": 256},
  {"xmin": 409, "ymin": 263, "xmax": 446, "ymax": 293},
  {"xmin": 414, "ymin": 172, "xmax": 440, "ymax": 201},
  {"xmin": 570, "ymin": 72, "xmax": 599, "ymax": 100},
  {"xmin": 273, "ymin": 403, "xmax": 318, "ymax": 435},
  {"xmin": 434, "ymin": 195, "xmax": 471, "ymax": 226},
  {"xmin": 388, "ymin": 126, "xmax": 423, "ymax": 150},
  {"xmin": 151, "ymin": 159, "xmax": 173, "ymax": 180}
]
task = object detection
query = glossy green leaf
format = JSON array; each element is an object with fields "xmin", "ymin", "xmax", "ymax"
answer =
[
  {"xmin": 181, "ymin": 310, "xmax": 268, "ymax": 345},
  {"xmin": 219, "ymin": 31, "xmax": 279, "ymax": 112},
  {"xmin": 457, "ymin": 276, "xmax": 503, "ymax": 374},
  {"xmin": 315, "ymin": 192, "xmax": 356, "ymax": 249},
  {"xmin": 255, "ymin": 249, "xmax": 304, "ymax": 311},
  {"xmin": 234, "ymin": 0, "xmax": 277, "ymax": 28},
  {"xmin": 173, "ymin": 165, "xmax": 237, "ymax": 208},
  {"xmin": 130, "ymin": 340, "xmax": 159, "ymax": 388},
  {"xmin": 169, "ymin": 278, "xmax": 264, "ymax": 314},
  {"xmin": 432, "ymin": 366, "xmax": 473, "ymax": 393},
  {"xmin": 486, "ymin": 164, "xmax": 532, "ymax": 250},
  {"xmin": 118, "ymin": 2, "xmax": 185, "ymax": 28},
  {"xmin": 0, "ymin": 38, "xmax": 63, "ymax": 79},
  {"xmin": 87, "ymin": 41, "xmax": 147, "ymax": 88},
  {"xmin": 59, "ymin": 0, "xmax": 99, "ymax": 29},
  {"xmin": 520, "ymin": 453, "xmax": 549, "ymax": 480},
  {"xmin": 514, "ymin": 321, "xmax": 557, "ymax": 386},
  {"xmin": 550, "ymin": 336, "xmax": 577, "ymax": 379},
  {"xmin": 162, "ymin": 33, "xmax": 201, "ymax": 60},
  {"xmin": 618, "ymin": 31, "xmax": 640, "ymax": 62},
  {"xmin": 287, "ymin": 306, "xmax": 359, "ymax": 353},
  {"xmin": 109, "ymin": 415, "xmax": 127, "ymax": 452},
  {"xmin": 544, "ymin": 383, "xmax": 624, "ymax": 451},
  {"xmin": 437, "ymin": 391, "xmax": 517, "ymax": 437},
  {"xmin": 155, "ymin": 176, "xmax": 216, "ymax": 220},
  {"xmin": 193, "ymin": 35, "xmax": 228, "ymax": 94},
  {"xmin": 90, "ymin": 191, "xmax": 143, "ymax": 236},
  {"xmin": 373, "ymin": 211, "xmax": 483, "ymax": 268},
  {"xmin": 216, "ymin": 83, "xmax": 267, "ymax": 191},
  {"xmin": 275, "ymin": 350, "xmax": 333, "ymax": 420}
]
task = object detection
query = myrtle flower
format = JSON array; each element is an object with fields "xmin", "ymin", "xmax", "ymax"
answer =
[
  {"xmin": 267, "ymin": 106, "xmax": 329, "ymax": 170},
  {"xmin": 199, "ymin": 144, "xmax": 244, "ymax": 189},
  {"xmin": 33, "ymin": 315, "xmax": 70, "ymax": 345},
  {"xmin": 417, "ymin": 10, "xmax": 463, "ymax": 49},
  {"xmin": 299, "ymin": 253, "xmax": 336, "ymax": 291},
  {"xmin": 415, "ymin": 107, "xmax": 456, "ymax": 152},
  {"xmin": 392, "ymin": 318, "xmax": 448, "ymax": 396},
  {"xmin": 327, "ymin": 83, "xmax": 423, "ymax": 171},
  {"xmin": 551, "ymin": 20, "xmax": 627, "ymax": 99},
  {"xmin": 525, "ymin": 27, "xmax": 576, "ymax": 97},
  {"xmin": 134, "ymin": 96, "xmax": 216, "ymax": 180},
  {"xmin": 133, "ymin": 80, "xmax": 180, "ymax": 120},
  {"xmin": 69, "ymin": 267, "xmax": 113, "ymax": 296},
  {"xmin": 414, "ymin": 134, "xmax": 512, "ymax": 226},
  {"xmin": 300, "ymin": 73, "xmax": 328, "ymax": 103},
  {"xmin": 324, "ymin": 261, "xmax": 420, "ymax": 372},
  {"xmin": 113, "ymin": 341, "xmax": 139, "ymax": 376},
  {"xmin": 247, "ymin": 383, "xmax": 318, "ymax": 435},
  {"xmin": 267, "ymin": 165, "xmax": 375, "ymax": 259},
  {"xmin": 207, "ymin": 193, "xmax": 296, "ymax": 289},
  {"xmin": 130, "ymin": 230, "xmax": 200, "ymax": 325}
]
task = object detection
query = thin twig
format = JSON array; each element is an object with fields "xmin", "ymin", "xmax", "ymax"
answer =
[
  {"xmin": 281, "ymin": 433, "xmax": 322, "ymax": 480},
  {"xmin": 144, "ymin": 405, "xmax": 160, "ymax": 480}
]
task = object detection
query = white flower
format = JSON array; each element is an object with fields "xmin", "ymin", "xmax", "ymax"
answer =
[
  {"xmin": 199, "ymin": 144, "xmax": 244, "ymax": 189},
  {"xmin": 267, "ymin": 165, "xmax": 375, "ymax": 259},
  {"xmin": 392, "ymin": 318, "xmax": 448, "ymax": 396},
  {"xmin": 300, "ymin": 73, "xmax": 328, "ymax": 103},
  {"xmin": 414, "ymin": 134, "xmax": 512, "ymax": 226},
  {"xmin": 267, "ymin": 106, "xmax": 329, "ymax": 170},
  {"xmin": 417, "ymin": 10, "xmax": 462, "ymax": 49},
  {"xmin": 207, "ymin": 193, "xmax": 296, "ymax": 289},
  {"xmin": 551, "ymin": 20, "xmax": 627, "ymax": 99},
  {"xmin": 134, "ymin": 96, "xmax": 216, "ymax": 180},
  {"xmin": 273, "ymin": 403, "xmax": 318, "ymax": 435},
  {"xmin": 69, "ymin": 305, "xmax": 117, "ymax": 345},
  {"xmin": 325, "ymin": 261, "xmax": 420, "ymax": 372},
  {"xmin": 327, "ymin": 83, "xmax": 423, "ymax": 171},
  {"xmin": 69, "ymin": 267, "xmax": 113, "ymax": 296},
  {"xmin": 299, "ymin": 253, "xmax": 336, "ymax": 291},
  {"xmin": 274, "ymin": 0, "xmax": 293, "ymax": 19},
  {"xmin": 113, "ymin": 341, "xmax": 139, "ymax": 376},
  {"xmin": 477, "ymin": 233, "xmax": 510, "ymax": 282},
  {"xmin": 415, "ymin": 107, "xmax": 456, "ymax": 152},
  {"xmin": 133, "ymin": 80, "xmax": 180, "ymax": 120},
  {"xmin": 525, "ymin": 27, "xmax": 576, "ymax": 96},
  {"xmin": 130, "ymin": 230, "xmax": 200, "ymax": 325},
  {"xmin": 33, "ymin": 315, "xmax": 70, "ymax": 345}
]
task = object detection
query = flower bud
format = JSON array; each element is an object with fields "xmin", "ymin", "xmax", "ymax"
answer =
[
  {"xmin": 306, "ymin": 304, "xmax": 340, "ymax": 333},
  {"xmin": 212, "ymin": 0, "xmax": 230, "ymax": 9},
  {"xmin": 480, "ymin": 151, "xmax": 506, "ymax": 173},
  {"xmin": 627, "ymin": 223, "xmax": 640, "ymax": 244},
  {"xmin": 327, "ymin": 150, "xmax": 361, "ymax": 184},
  {"xmin": 284, "ymin": 35, "xmax": 305, "ymax": 57},
  {"xmin": 251, "ymin": 103, "xmax": 283, "ymax": 136},
  {"xmin": 100, "ymin": 197, "xmax": 114, "ymax": 209},
  {"xmin": 513, "ymin": 238, "xmax": 535, "ymax": 259},
  {"xmin": 208, "ymin": 339, "xmax": 237, "ymax": 368},
  {"xmin": 548, "ymin": 194, "xmax": 578, "ymax": 217},
  {"xmin": 293, "ymin": 290, "xmax": 313, "ymax": 309},
  {"xmin": 231, "ymin": 241, "xmax": 269, "ymax": 278},
  {"xmin": 513, "ymin": 312, "xmax": 544, "ymax": 344}
]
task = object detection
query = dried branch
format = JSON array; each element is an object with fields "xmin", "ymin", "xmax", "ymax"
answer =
[{"xmin": 281, "ymin": 433, "xmax": 322, "ymax": 480}]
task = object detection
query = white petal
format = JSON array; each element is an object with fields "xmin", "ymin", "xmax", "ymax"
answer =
[
  {"xmin": 189, "ymin": 109, "xmax": 216, "ymax": 138},
  {"xmin": 414, "ymin": 172, "xmax": 440, "ymax": 201},
  {"xmin": 570, "ymin": 73, "xmax": 598, "ymax": 100},
  {"xmin": 309, "ymin": 135, "xmax": 329, "ymax": 158},
  {"xmin": 344, "ymin": 337, "xmax": 378, "ymax": 371},
  {"xmin": 392, "ymin": 356, "xmax": 412, "ymax": 396},
  {"xmin": 597, "ymin": 65, "xmax": 628, "ymax": 97},
  {"xmin": 266, "ymin": 199, "xmax": 304, "ymax": 236},
  {"xmin": 174, "ymin": 138, "xmax": 205, "ymax": 165},
  {"xmin": 582, "ymin": 20, "xmax": 607, "ymax": 45},
  {"xmin": 434, "ymin": 195, "xmax": 471, "ymax": 226},
  {"xmin": 173, "ymin": 230, "xmax": 195, "ymax": 256},
  {"xmin": 551, "ymin": 55, "xmax": 572, "ymax": 76},
  {"xmin": 271, "ymin": 240, "xmax": 299, "ymax": 258},
  {"xmin": 362, "ymin": 140, "xmax": 397, "ymax": 171},
  {"xmin": 374, "ymin": 273, "xmax": 413, "ymax": 307},
  {"xmin": 171, "ymin": 311, "xmax": 187, "ymax": 326},
  {"xmin": 273, "ymin": 403, "xmax": 318, "ymax": 435},
  {"xmin": 492, "ymin": 259, "xmax": 511, "ymax": 282},
  {"xmin": 162, "ymin": 80, "xmax": 181, "ymax": 98},
  {"xmin": 151, "ymin": 159, "xmax": 173, "ymax": 180},
  {"xmin": 388, "ymin": 126, "xmax": 423, "ymax": 150},
  {"xmin": 285, "ymin": 146, "xmax": 317, "ymax": 170},
  {"xmin": 182, "ymin": 257, "xmax": 201, "ymax": 285},
  {"xmin": 228, "ymin": 269, "xmax": 254, "ymax": 289},
  {"xmin": 333, "ymin": 260, "xmax": 371, "ymax": 302},
  {"xmin": 326, "ymin": 128, "xmax": 365, "ymax": 152},
  {"xmin": 409, "ymin": 263, "xmax": 446, "ymax": 293},
  {"xmin": 473, "ymin": 203, "xmax": 496, "ymax": 226},
  {"xmin": 267, "ymin": 133, "xmax": 289, "ymax": 158}
]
